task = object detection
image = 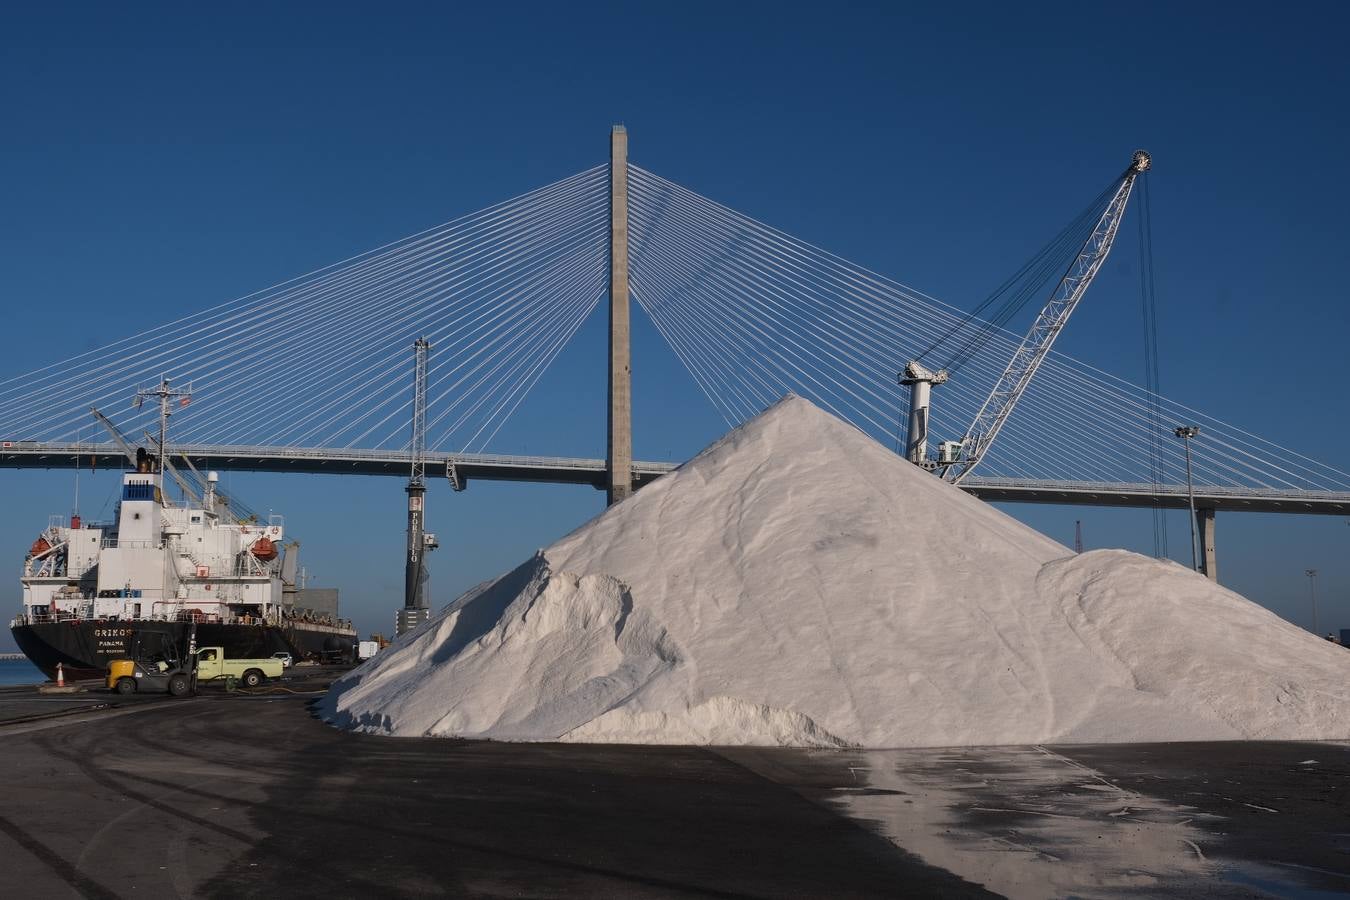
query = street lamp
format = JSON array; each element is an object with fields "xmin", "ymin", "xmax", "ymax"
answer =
[
  {"xmin": 1174, "ymin": 426, "xmax": 1200, "ymax": 572},
  {"xmin": 1305, "ymin": 569, "xmax": 1320, "ymax": 636}
]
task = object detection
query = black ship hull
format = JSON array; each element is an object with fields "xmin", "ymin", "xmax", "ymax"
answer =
[{"xmin": 12, "ymin": 621, "xmax": 356, "ymax": 680}]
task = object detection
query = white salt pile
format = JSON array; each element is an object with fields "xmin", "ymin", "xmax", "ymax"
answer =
[{"xmin": 321, "ymin": 395, "xmax": 1350, "ymax": 747}]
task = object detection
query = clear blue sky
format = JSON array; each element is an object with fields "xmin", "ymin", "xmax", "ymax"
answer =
[{"xmin": 3, "ymin": 2, "xmax": 1349, "ymax": 648}]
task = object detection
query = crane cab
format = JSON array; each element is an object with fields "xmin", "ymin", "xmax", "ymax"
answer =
[{"xmin": 938, "ymin": 441, "xmax": 964, "ymax": 466}]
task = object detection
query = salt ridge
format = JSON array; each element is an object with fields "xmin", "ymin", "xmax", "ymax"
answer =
[{"xmin": 321, "ymin": 395, "xmax": 1350, "ymax": 747}]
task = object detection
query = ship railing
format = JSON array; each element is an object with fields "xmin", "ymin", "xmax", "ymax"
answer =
[
  {"xmin": 100, "ymin": 539, "xmax": 162, "ymax": 550},
  {"xmin": 9, "ymin": 608, "xmax": 283, "ymax": 628},
  {"xmin": 22, "ymin": 563, "xmax": 102, "ymax": 583},
  {"xmin": 168, "ymin": 610, "xmax": 246, "ymax": 625},
  {"xmin": 23, "ymin": 558, "xmax": 68, "ymax": 579},
  {"xmin": 11, "ymin": 608, "xmax": 94, "ymax": 626},
  {"xmin": 284, "ymin": 617, "xmax": 357, "ymax": 634}
]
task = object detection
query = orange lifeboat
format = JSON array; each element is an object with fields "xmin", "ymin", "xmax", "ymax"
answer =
[
  {"xmin": 251, "ymin": 536, "xmax": 278, "ymax": 561},
  {"xmin": 30, "ymin": 536, "xmax": 50, "ymax": 557}
]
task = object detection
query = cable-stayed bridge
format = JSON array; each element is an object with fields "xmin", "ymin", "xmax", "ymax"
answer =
[
  {"xmin": 4, "ymin": 443, "xmax": 1349, "ymax": 517},
  {"xmin": 3, "ymin": 127, "xmax": 1349, "ymax": 585}
]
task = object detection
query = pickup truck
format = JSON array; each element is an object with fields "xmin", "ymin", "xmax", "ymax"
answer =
[{"xmin": 195, "ymin": 646, "xmax": 284, "ymax": 687}]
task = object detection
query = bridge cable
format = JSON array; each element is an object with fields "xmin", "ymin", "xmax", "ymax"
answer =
[
  {"xmin": 626, "ymin": 165, "xmax": 1350, "ymax": 492},
  {"xmin": 626, "ymin": 166, "xmax": 1188, "ymax": 483},
  {"xmin": 914, "ymin": 176, "xmax": 1119, "ymax": 373},
  {"xmin": 9, "ymin": 161, "xmax": 1350, "ymax": 495},
  {"xmin": 1138, "ymin": 173, "xmax": 1170, "ymax": 558}
]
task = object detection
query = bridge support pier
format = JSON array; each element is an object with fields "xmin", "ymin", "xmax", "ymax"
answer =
[
  {"xmin": 607, "ymin": 125, "xmax": 633, "ymax": 506},
  {"xmin": 1196, "ymin": 506, "xmax": 1217, "ymax": 582}
]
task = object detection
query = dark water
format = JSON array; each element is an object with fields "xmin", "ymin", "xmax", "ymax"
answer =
[{"xmin": 0, "ymin": 658, "xmax": 45, "ymax": 685}]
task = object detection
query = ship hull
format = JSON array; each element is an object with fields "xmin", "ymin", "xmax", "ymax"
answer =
[{"xmin": 12, "ymin": 621, "xmax": 356, "ymax": 681}]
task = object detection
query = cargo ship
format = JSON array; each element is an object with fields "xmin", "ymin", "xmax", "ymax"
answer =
[{"xmin": 10, "ymin": 381, "xmax": 356, "ymax": 679}]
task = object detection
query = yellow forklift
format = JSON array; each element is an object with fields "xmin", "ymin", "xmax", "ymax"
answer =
[{"xmin": 105, "ymin": 623, "xmax": 199, "ymax": 697}]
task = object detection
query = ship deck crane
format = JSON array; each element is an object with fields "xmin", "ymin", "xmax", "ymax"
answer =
[
  {"xmin": 902, "ymin": 150, "xmax": 1152, "ymax": 483},
  {"xmin": 90, "ymin": 405, "xmax": 202, "ymax": 506},
  {"xmin": 93, "ymin": 390, "xmax": 255, "ymax": 524}
]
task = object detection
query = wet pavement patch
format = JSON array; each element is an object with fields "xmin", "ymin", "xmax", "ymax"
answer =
[{"xmin": 722, "ymin": 741, "xmax": 1350, "ymax": 898}]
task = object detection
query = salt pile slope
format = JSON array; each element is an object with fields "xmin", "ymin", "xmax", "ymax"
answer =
[{"xmin": 322, "ymin": 395, "xmax": 1350, "ymax": 747}]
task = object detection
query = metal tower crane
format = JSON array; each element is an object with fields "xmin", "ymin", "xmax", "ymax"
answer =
[
  {"xmin": 911, "ymin": 150, "xmax": 1151, "ymax": 484},
  {"xmin": 398, "ymin": 338, "xmax": 438, "ymax": 636}
]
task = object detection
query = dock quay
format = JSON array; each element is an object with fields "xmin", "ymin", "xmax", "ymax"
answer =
[{"xmin": 0, "ymin": 668, "xmax": 1346, "ymax": 897}]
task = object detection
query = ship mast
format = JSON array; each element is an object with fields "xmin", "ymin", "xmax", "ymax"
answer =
[{"xmin": 135, "ymin": 376, "xmax": 192, "ymax": 489}]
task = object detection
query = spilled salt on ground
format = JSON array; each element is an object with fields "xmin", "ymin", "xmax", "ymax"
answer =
[{"xmin": 320, "ymin": 395, "xmax": 1350, "ymax": 747}]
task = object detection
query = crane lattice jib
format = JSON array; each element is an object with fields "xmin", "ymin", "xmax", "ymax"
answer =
[
  {"xmin": 409, "ymin": 338, "xmax": 431, "ymax": 486},
  {"xmin": 946, "ymin": 151, "xmax": 1151, "ymax": 484}
]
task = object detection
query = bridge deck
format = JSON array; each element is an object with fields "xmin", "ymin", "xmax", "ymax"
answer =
[{"xmin": 3, "ymin": 443, "xmax": 1348, "ymax": 514}]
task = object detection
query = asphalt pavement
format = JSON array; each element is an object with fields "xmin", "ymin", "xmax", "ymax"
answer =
[{"xmin": 0, "ymin": 677, "xmax": 1346, "ymax": 898}]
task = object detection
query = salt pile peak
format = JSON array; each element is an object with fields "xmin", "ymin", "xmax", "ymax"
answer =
[{"xmin": 322, "ymin": 395, "xmax": 1350, "ymax": 747}]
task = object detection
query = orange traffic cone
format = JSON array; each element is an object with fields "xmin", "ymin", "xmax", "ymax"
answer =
[{"xmin": 56, "ymin": 663, "xmax": 64, "ymax": 688}]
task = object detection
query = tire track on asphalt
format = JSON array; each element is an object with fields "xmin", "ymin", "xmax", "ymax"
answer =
[
  {"xmin": 36, "ymin": 718, "xmax": 396, "ymax": 897},
  {"xmin": 107, "ymin": 766, "xmax": 757, "ymax": 899},
  {"xmin": 35, "ymin": 702, "xmax": 740, "ymax": 898},
  {"xmin": 0, "ymin": 812, "xmax": 122, "ymax": 900}
]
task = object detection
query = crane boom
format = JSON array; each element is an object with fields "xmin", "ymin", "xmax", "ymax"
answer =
[
  {"xmin": 138, "ymin": 429, "xmax": 202, "ymax": 506},
  {"xmin": 943, "ymin": 150, "xmax": 1151, "ymax": 484},
  {"xmin": 90, "ymin": 406, "xmax": 140, "ymax": 467},
  {"xmin": 175, "ymin": 451, "xmax": 246, "ymax": 521},
  {"xmin": 90, "ymin": 406, "xmax": 201, "ymax": 505}
]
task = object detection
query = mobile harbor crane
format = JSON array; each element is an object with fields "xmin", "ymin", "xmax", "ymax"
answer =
[{"xmin": 903, "ymin": 150, "xmax": 1151, "ymax": 482}]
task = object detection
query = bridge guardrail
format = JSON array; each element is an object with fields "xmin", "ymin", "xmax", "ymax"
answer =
[
  {"xmin": 959, "ymin": 477, "xmax": 1350, "ymax": 502},
  {"xmin": 4, "ymin": 442, "xmax": 1345, "ymax": 507},
  {"xmin": 1, "ymin": 441, "xmax": 679, "ymax": 473}
]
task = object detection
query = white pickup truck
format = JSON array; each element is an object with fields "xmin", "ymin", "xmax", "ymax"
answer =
[{"xmin": 195, "ymin": 646, "xmax": 284, "ymax": 687}]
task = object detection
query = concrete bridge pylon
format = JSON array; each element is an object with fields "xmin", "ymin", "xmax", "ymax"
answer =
[{"xmin": 607, "ymin": 125, "xmax": 633, "ymax": 505}]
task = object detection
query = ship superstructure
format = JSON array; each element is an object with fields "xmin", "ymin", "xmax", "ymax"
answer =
[{"xmin": 20, "ymin": 468, "xmax": 289, "ymax": 626}]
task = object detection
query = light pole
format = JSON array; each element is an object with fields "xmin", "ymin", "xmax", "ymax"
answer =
[
  {"xmin": 1174, "ymin": 426, "xmax": 1200, "ymax": 572},
  {"xmin": 1305, "ymin": 569, "xmax": 1320, "ymax": 636}
]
